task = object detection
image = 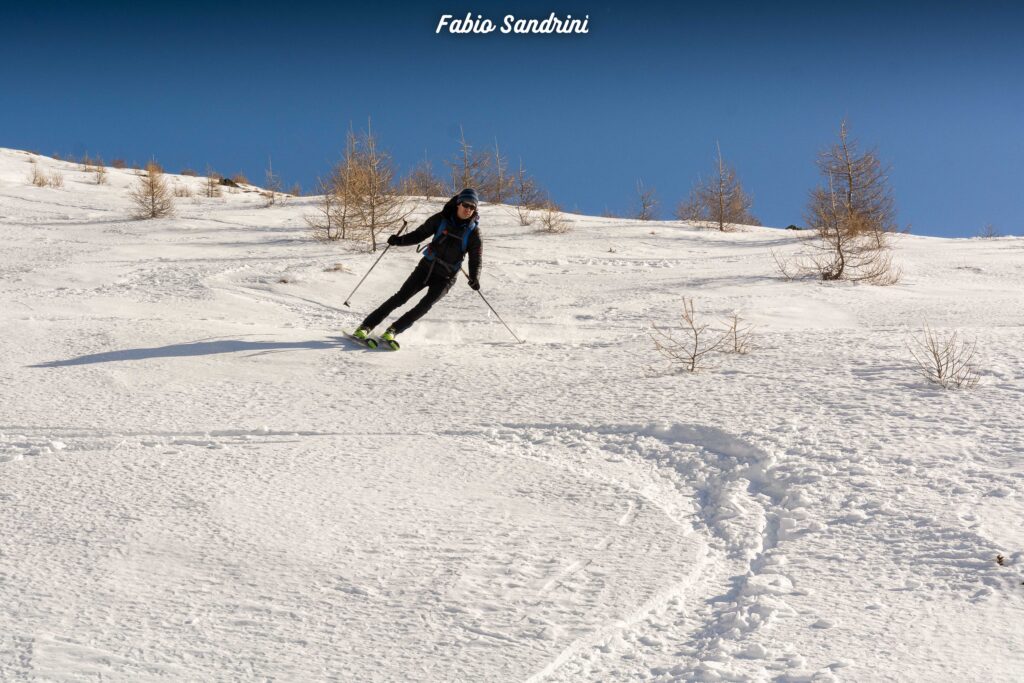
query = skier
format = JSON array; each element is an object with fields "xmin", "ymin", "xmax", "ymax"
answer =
[{"xmin": 353, "ymin": 188, "xmax": 482, "ymax": 347}]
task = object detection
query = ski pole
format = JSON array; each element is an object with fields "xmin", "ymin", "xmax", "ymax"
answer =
[
  {"xmin": 461, "ymin": 268, "xmax": 525, "ymax": 344},
  {"xmin": 343, "ymin": 219, "xmax": 408, "ymax": 307}
]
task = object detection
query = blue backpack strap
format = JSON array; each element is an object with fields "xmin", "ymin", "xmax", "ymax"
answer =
[
  {"xmin": 461, "ymin": 220, "xmax": 478, "ymax": 253},
  {"xmin": 421, "ymin": 218, "xmax": 449, "ymax": 261},
  {"xmin": 422, "ymin": 218, "xmax": 476, "ymax": 269}
]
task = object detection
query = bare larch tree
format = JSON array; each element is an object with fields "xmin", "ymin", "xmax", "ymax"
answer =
[
  {"xmin": 347, "ymin": 121, "xmax": 411, "ymax": 251},
  {"xmin": 512, "ymin": 159, "xmax": 545, "ymax": 226},
  {"xmin": 676, "ymin": 143, "xmax": 759, "ymax": 231},
  {"xmin": 446, "ymin": 126, "xmax": 492, "ymax": 194},
  {"xmin": 400, "ymin": 153, "xmax": 448, "ymax": 199},
  {"xmin": 801, "ymin": 120, "xmax": 900, "ymax": 283},
  {"xmin": 129, "ymin": 161, "xmax": 174, "ymax": 219},
  {"xmin": 635, "ymin": 179, "xmax": 658, "ymax": 220}
]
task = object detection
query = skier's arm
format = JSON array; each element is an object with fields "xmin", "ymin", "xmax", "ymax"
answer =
[
  {"xmin": 391, "ymin": 214, "xmax": 441, "ymax": 247},
  {"xmin": 467, "ymin": 229, "xmax": 482, "ymax": 284}
]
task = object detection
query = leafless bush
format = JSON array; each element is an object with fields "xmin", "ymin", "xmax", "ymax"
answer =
[
  {"xmin": 650, "ymin": 298, "xmax": 727, "ymax": 373},
  {"xmin": 307, "ymin": 176, "xmax": 345, "ymax": 241},
  {"xmin": 978, "ymin": 224, "xmax": 1001, "ymax": 239},
  {"xmin": 537, "ymin": 202, "xmax": 570, "ymax": 233},
  {"xmin": 635, "ymin": 179, "xmax": 658, "ymax": 220},
  {"xmin": 719, "ymin": 312, "xmax": 755, "ymax": 354},
  {"xmin": 27, "ymin": 160, "xmax": 65, "ymax": 188},
  {"xmin": 288, "ymin": 182, "xmax": 302, "ymax": 197},
  {"xmin": 173, "ymin": 183, "xmax": 193, "ymax": 198},
  {"xmin": 676, "ymin": 143, "xmax": 759, "ymax": 231},
  {"xmin": 111, "ymin": 158, "xmax": 127, "ymax": 169},
  {"xmin": 773, "ymin": 192, "xmax": 902, "ymax": 285},
  {"xmin": 674, "ymin": 194, "xmax": 702, "ymax": 223},
  {"xmin": 907, "ymin": 323, "xmax": 980, "ymax": 389},
  {"xmin": 28, "ymin": 160, "xmax": 47, "ymax": 187},
  {"xmin": 180, "ymin": 168, "xmax": 198, "ymax": 177},
  {"xmin": 231, "ymin": 171, "xmax": 249, "ymax": 185},
  {"xmin": 129, "ymin": 161, "xmax": 174, "ymax": 219}
]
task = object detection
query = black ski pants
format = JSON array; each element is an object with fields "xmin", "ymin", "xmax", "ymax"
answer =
[{"xmin": 360, "ymin": 259, "xmax": 456, "ymax": 334}]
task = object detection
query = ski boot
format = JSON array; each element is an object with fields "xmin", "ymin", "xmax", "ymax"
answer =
[
  {"xmin": 380, "ymin": 327, "xmax": 401, "ymax": 351},
  {"xmin": 351, "ymin": 326, "xmax": 378, "ymax": 349}
]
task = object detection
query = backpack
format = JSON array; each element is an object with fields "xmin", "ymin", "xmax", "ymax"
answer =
[{"xmin": 419, "ymin": 217, "xmax": 478, "ymax": 274}]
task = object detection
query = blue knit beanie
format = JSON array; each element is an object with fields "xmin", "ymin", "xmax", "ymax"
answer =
[{"xmin": 457, "ymin": 188, "xmax": 479, "ymax": 207}]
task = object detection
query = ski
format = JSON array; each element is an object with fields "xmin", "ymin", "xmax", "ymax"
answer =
[{"xmin": 346, "ymin": 331, "xmax": 378, "ymax": 349}]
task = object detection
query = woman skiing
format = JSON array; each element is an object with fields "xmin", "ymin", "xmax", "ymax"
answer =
[{"xmin": 353, "ymin": 188, "xmax": 482, "ymax": 348}]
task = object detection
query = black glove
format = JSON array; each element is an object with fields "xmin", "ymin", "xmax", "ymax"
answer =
[
  {"xmin": 387, "ymin": 234, "xmax": 400, "ymax": 246},
  {"xmin": 467, "ymin": 277, "xmax": 480, "ymax": 291}
]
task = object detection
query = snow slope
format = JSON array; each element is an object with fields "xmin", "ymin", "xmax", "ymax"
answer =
[{"xmin": 1, "ymin": 148, "xmax": 1022, "ymax": 682}]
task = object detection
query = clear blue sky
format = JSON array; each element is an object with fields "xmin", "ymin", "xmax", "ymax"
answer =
[{"xmin": 3, "ymin": 0, "xmax": 1022, "ymax": 236}]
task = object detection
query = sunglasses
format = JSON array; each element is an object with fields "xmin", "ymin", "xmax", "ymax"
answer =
[{"xmin": 459, "ymin": 202, "xmax": 477, "ymax": 211}]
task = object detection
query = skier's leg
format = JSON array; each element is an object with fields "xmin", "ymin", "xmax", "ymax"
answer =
[
  {"xmin": 390, "ymin": 275, "xmax": 456, "ymax": 334},
  {"xmin": 360, "ymin": 262, "xmax": 429, "ymax": 330}
]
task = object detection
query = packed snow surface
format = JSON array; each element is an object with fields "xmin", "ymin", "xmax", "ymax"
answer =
[{"xmin": 1, "ymin": 149, "xmax": 1022, "ymax": 681}]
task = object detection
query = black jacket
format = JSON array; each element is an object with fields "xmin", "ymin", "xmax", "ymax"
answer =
[{"xmin": 393, "ymin": 196, "xmax": 482, "ymax": 281}]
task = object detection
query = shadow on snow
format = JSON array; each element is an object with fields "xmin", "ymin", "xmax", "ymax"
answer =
[{"xmin": 30, "ymin": 336, "xmax": 359, "ymax": 367}]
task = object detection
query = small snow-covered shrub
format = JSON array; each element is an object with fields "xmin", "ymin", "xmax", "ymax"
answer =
[{"xmin": 907, "ymin": 323, "xmax": 980, "ymax": 390}]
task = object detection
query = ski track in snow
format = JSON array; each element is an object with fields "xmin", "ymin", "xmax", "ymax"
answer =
[{"xmin": 2, "ymin": 149, "xmax": 1023, "ymax": 681}]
